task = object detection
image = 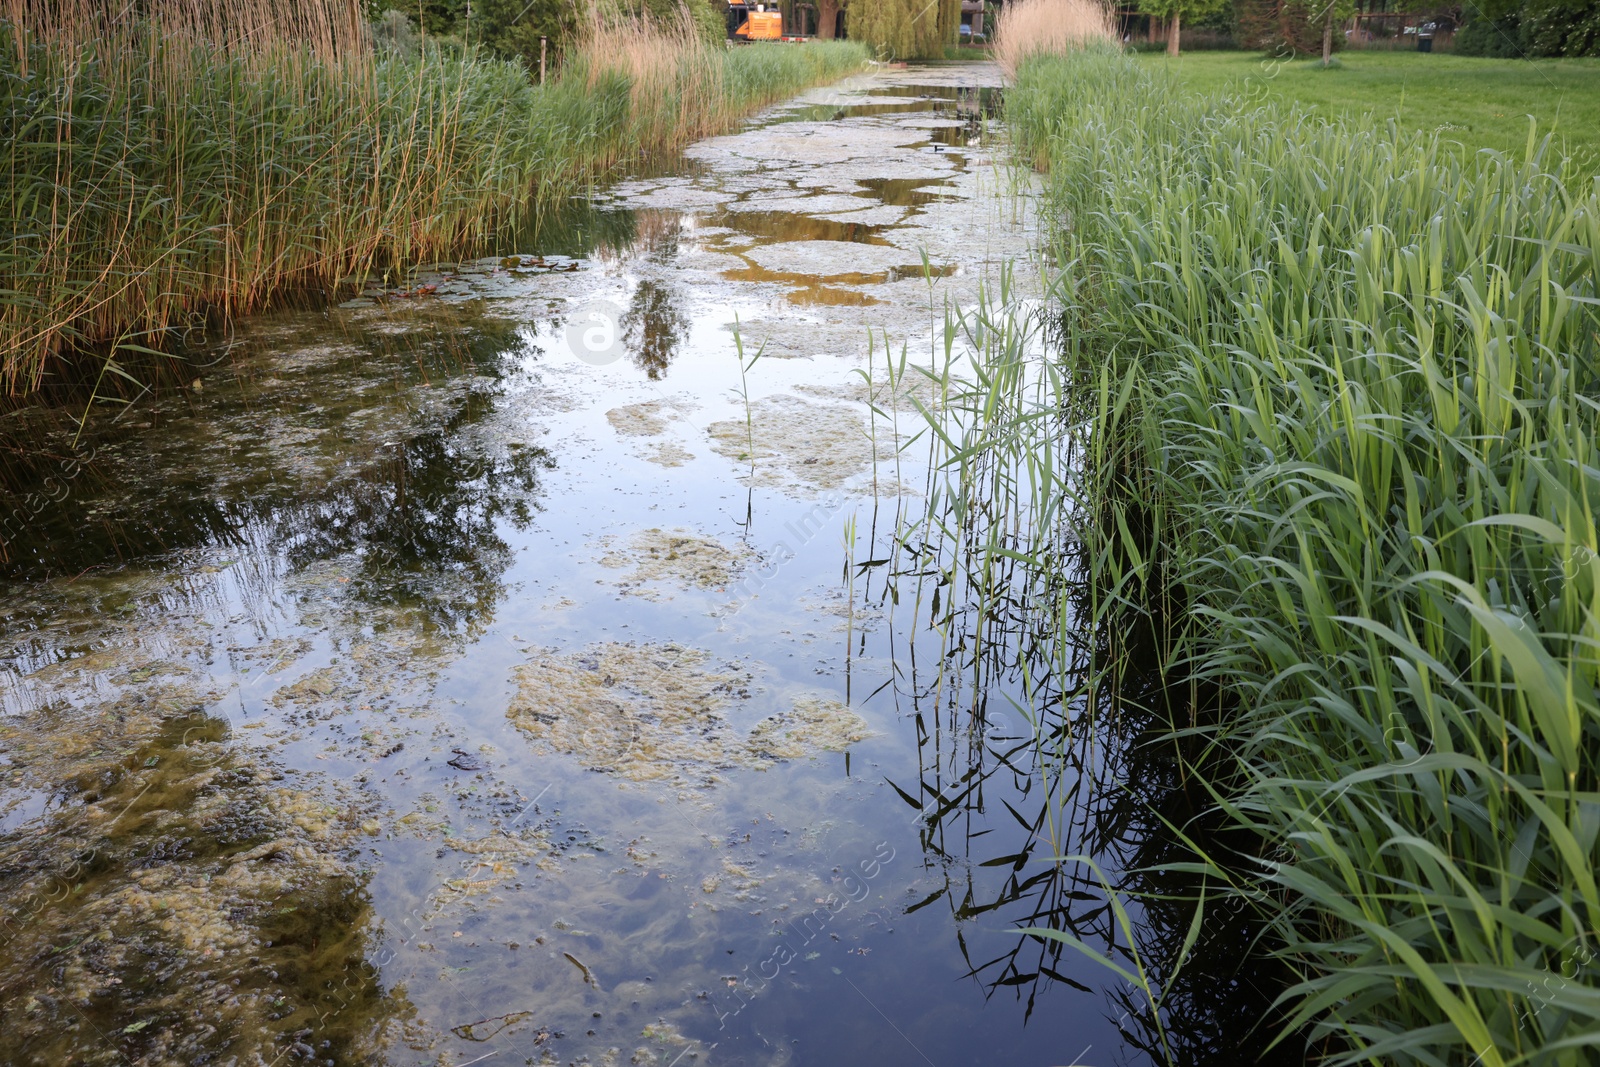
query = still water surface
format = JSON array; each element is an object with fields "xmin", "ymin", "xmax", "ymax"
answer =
[{"xmin": 0, "ymin": 64, "xmax": 1268, "ymax": 1067}]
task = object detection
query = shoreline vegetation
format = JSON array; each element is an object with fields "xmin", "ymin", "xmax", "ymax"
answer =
[
  {"xmin": 933, "ymin": 0, "xmax": 1600, "ymax": 1062},
  {"xmin": 0, "ymin": 0, "xmax": 868, "ymax": 397}
]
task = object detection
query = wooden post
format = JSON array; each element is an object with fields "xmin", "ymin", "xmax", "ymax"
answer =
[{"xmin": 540, "ymin": 36, "xmax": 547, "ymax": 84}]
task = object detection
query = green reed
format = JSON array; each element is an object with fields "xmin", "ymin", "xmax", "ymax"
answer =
[
  {"xmin": 0, "ymin": 13, "xmax": 867, "ymax": 396},
  {"xmin": 925, "ymin": 47, "xmax": 1600, "ymax": 1066}
]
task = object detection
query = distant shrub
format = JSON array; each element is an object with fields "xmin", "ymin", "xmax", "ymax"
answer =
[
  {"xmin": 1454, "ymin": 12, "xmax": 1524, "ymax": 55},
  {"xmin": 1455, "ymin": 0, "xmax": 1600, "ymax": 55},
  {"xmin": 371, "ymin": 9, "xmax": 422, "ymax": 55},
  {"xmin": 1235, "ymin": 0, "xmax": 1340, "ymax": 54}
]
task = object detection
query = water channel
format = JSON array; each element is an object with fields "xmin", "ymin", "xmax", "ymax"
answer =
[{"xmin": 0, "ymin": 63, "xmax": 1284, "ymax": 1067}]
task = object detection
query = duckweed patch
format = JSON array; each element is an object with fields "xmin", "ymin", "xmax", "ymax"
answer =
[
  {"xmin": 508, "ymin": 643, "xmax": 751, "ymax": 785},
  {"xmin": 0, "ymin": 695, "xmax": 407, "ymax": 1066},
  {"xmin": 707, "ymin": 394, "xmax": 879, "ymax": 492},
  {"xmin": 746, "ymin": 696, "xmax": 871, "ymax": 760},
  {"xmin": 644, "ymin": 441, "xmax": 695, "ymax": 468},
  {"xmin": 508, "ymin": 644, "xmax": 869, "ymax": 784},
  {"xmin": 599, "ymin": 528, "xmax": 752, "ymax": 600},
  {"xmin": 606, "ymin": 399, "xmax": 693, "ymax": 438}
]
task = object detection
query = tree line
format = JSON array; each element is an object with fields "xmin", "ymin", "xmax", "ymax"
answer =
[
  {"xmin": 364, "ymin": 0, "xmax": 966, "ymax": 64},
  {"xmin": 1129, "ymin": 0, "xmax": 1598, "ymax": 57}
]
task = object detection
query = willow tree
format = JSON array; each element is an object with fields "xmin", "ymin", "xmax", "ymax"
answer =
[{"xmin": 846, "ymin": 0, "xmax": 959, "ymax": 57}]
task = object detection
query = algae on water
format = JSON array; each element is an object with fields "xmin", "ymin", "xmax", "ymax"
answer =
[
  {"xmin": 0, "ymin": 689, "xmax": 412, "ymax": 1066},
  {"xmin": 707, "ymin": 393, "xmax": 880, "ymax": 492},
  {"xmin": 606, "ymin": 401, "xmax": 699, "ymax": 468},
  {"xmin": 747, "ymin": 695, "xmax": 871, "ymax": 759},
  {"xmin": 605, "ymin": 398, "xmax": 695, "ymax": 438},
  {"xmin": 643, "ymin": 441, "xmax": 694, "ymax": 467},
  {"xmin": 508, "ymin": 643, "xmax": 871, "ymax": 783},
  {"xmin": 598, "ymin": 527, "xmax": 752, "ymax": 599},
  {"xmin": 508, "ymin": 643, "xmax": 747, "ymax": 783}
]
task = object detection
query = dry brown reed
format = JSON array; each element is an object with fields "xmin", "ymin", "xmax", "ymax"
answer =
[
  {"xmin": 4, "ymin": 0, "xmax": 366, "ymax": 57},
  {"xmin": 992, "ymin": 0, "xmax": 1117, "ymax": 78},
  {"xmin": 570, "ymin": 3, "xmax": 725, "ymax": 151},
  {"xmin": 0, "ymin": 0, "xmax": 868, "ymax": 396}
]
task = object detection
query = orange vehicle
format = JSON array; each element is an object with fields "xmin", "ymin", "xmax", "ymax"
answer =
[{"xmin": 726, "ymin": 3, "xmax": 784, "ymax": 40}]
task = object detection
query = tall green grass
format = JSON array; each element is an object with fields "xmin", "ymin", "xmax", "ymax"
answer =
[
  {"xmin": 938, "ymin": 48, "xmax": 1599, "ymax": 1064},
  {"xmin": 0, "ymin": 6, "xmax": 867, "ymax": 395}
]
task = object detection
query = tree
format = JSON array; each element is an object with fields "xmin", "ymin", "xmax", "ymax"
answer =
[
  {"xmin": 367, "ymin": 0, "xmax": 578, "ymax": 68},
  {"xmin": 1310, "ymin": 0, "xmax": 1356, "ymax": 65},
  {"xmin": 1234, "ymin": 0, "xmax": 1342, "ymax": 56},
  {"xmin": 471, "ymin": 0, "xmax": 580, "ymax": 70},
  {"xmin": 366, "ymin": 0, "xmax": 467, "ymax": 38},
  {"xmin": 816, "ymin": 0, "xmax": 840, "ymax": 37},
  {"xmin": 1140, "ymin": 0, "xmax": 1226, "ymax": 54},
  {"xmin": 368, "ymin": 0, "xmax": 721, "ymax": 77},
  {"xmin": 847, "ymin": 0, "xmax": 960, "ymax": 57},
  {"xmin": 1456, "ymin": 0, "xmax": 1600, "ymax": 56}
]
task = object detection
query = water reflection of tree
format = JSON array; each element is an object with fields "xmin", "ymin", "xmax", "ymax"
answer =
[
  {"xmin": 621, "ymin": 280, "xmax": 689, "ymax": 380},
  {"xmin": 518, "ymin": 202, "xmax": 643, "ymax": 261},
  {"xmin": 587, "ymin": 209, "xmax": 681, "ymax": 267},
  {"xmin": 628, "ymin": 210, "xmax": 683, "ymax": 262},
  {"xmin": 876, "ymin": 527, "xmax": 1302, "ymax": 1066},
  {"xmin": 0, "ymin": 318, "xmax": 550, "ymax": 641},
  {"xmin": 712, "ymin": 209, "xmax": 887, "ymax": 245},
  {"xmin": 282, "ymin": 389, "xmax": 553, "ymax": 636}
]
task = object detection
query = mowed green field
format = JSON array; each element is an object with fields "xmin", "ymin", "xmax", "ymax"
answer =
[{"xmin": 1139, "ymin": 49, "xmax": 1600, "ymax": 167}]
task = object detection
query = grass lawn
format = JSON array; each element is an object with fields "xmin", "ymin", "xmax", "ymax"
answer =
[{"xmin": 1139, "ymin": 49, "xmax": 1600, "ymax": 167}]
